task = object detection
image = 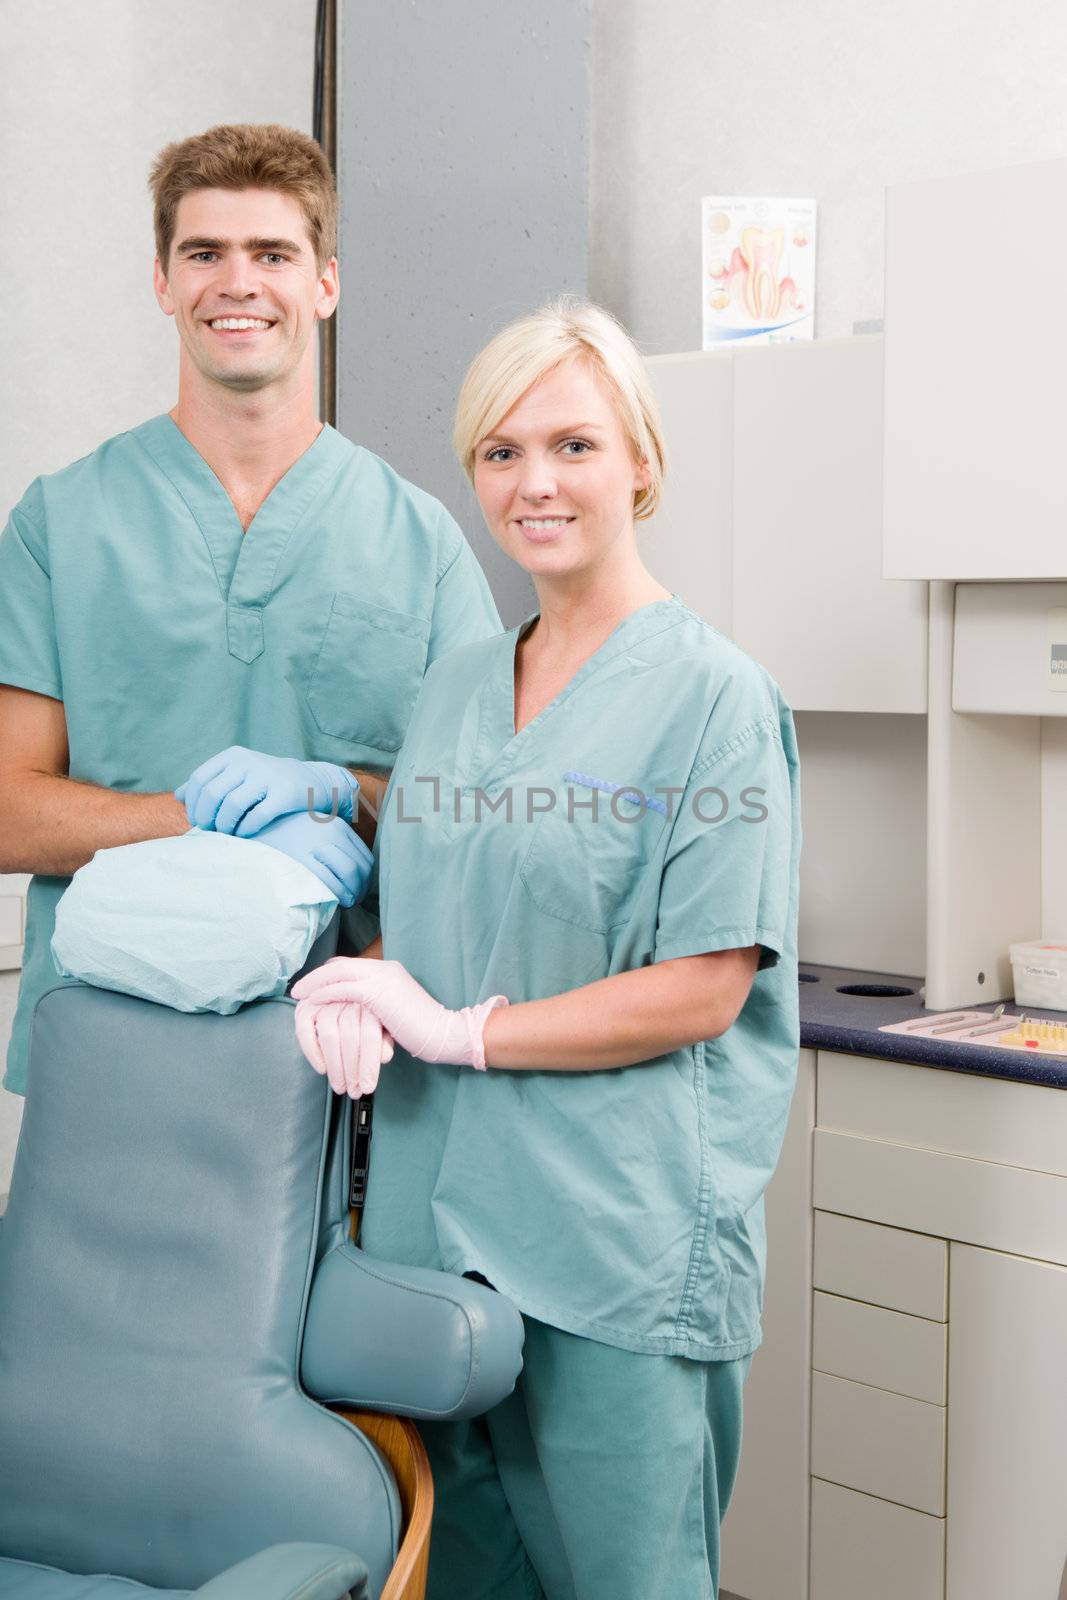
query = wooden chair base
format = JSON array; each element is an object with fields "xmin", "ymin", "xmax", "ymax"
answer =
[{"xmin": 339, "ymin": 1408, "xmax": 434, "ymax": 1600}]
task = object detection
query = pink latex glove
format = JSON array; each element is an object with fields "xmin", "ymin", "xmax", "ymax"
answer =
[
  {"xmin": 294, "ymin": 997, "xmax": 394, "ymax": 1098},
  {"xmin": 291, "ymin": 957, "xmax": 508, "ymax": 1071}
]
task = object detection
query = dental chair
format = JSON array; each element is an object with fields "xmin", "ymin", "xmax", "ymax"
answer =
[{"xmin": 0, "ymin": 984, "xmax": 525, "ymax": 1600}]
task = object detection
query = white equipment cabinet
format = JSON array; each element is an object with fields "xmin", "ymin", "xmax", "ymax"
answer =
[
  {"xmin": 643, "ymin": 349, "xmax": 733, "ymax": 637},
  {"xmin": 946, "ymin": 1245, "xmax": 1067, "ymax": 1598},
  {"xmin": 646, "ymin": 338, "xmax": 928, "ymax": 713},
  {"xmin": 731, "ymin": 337, "xmax": 925, "ymax": 713},
  {"xmin": 812, "ymin": 1049, "xmax": 1067, "ymax": 1599},
  {"xmin": 883, "ymin": 156, "xmax": 1067, "ymax": 582},
  {"xmin": 952, "ymin": 580, "xmax": 1067, "ymax": 714},
  {"xmin": 0, "ymin": 875, "xmax": 28, "ymax": 971},
  {"xmin": 722, "ymin": 1045, "xmax": 1067, "ymax": 1599}
]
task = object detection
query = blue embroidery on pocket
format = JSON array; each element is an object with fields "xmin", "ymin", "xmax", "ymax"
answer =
[{"xmin": 562, "ymin": 771, "xmax": 669, "ymax": 816}]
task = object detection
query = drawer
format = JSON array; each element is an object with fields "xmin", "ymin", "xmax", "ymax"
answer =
[
  {"xmin": 814, "ymin": 1210, "xmax": 947, "ymax": 1319},
  {"xmin": 814, "ymin": 1128, "xmax": 1067, "ymax": 1266},
  {"xmin": 811, "ymin": 1478, "xmax": 944, "ymax": 1600},
  {"xmin": 817, "ymin": 1050, "xmax": 1067, "ymax": 1176},
  {"xmin": 813, "ymin": 1291, "xmax": 946, "ymax": 1404},
  {"xmin": 811, "ymin": 1371, "xmax": 946, "ymax": 1515}
]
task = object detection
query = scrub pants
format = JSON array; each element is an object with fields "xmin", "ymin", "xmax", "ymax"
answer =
[{"xmin": 418, "ymin": 1312, "xmax": 751, "ymax": 1600}]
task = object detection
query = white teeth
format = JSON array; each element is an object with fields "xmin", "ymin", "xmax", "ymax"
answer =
[
  {"xmin": 209, "ymin": 317, "xmax": 272, "ymax": 331},
  {"xmin": 520, "ymin": 518, "xmax": 572, "ymax": 528}
]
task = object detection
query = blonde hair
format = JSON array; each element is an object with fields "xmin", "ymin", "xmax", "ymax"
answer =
[
  {"xmin": 149, "ymin": 123, "xmax": 337, "ymax": 270},
  {"xmin": 454, "ymin": 299, "xmax": 667, "ymax": 521}
]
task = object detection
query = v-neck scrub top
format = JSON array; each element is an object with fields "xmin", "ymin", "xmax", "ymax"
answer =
[
  {"xmin": 359, "ymin": 598, "xmax": 802, "ymax": 1360},
  {"xmin": 0, "ymin": 415, "xmax": 500, "ymax": 1094}
]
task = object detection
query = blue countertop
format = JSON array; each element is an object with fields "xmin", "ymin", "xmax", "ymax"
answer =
[{"xmin": 799, "ymin": 962, "xmax": 1067, "ymax": 1090}]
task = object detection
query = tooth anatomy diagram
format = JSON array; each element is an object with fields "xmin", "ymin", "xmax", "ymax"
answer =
[
  {"xmin": 702, "ymin": 195, "xmax": 815, "ymax": 345},
  {"xmin": 709, "ymin": 226, "xmax": 804, "ymax": 321}
]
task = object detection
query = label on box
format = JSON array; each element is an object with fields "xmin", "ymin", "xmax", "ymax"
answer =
[{"xmin": 1048, "ymin": 608, "xmax": 1067, "ymax": 691}]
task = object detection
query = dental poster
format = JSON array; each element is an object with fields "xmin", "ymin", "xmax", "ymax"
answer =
[{"xmin": 702, "ymin": 196, "xmax": 816, "ymax": 346}]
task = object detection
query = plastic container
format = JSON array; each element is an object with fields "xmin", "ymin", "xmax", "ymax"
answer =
[{"xmin": 1009, "ymin": 941, "xmax": 1067, "ymax": 1010}]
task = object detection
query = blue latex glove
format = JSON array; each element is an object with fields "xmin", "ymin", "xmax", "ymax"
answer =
[
  {"xmin": 251, "ymin": 811, "xmax": 373, "ymax": 909},
  {"xmin": 176, "ymin": 746, "xmax": 359, "ymax": 836}
]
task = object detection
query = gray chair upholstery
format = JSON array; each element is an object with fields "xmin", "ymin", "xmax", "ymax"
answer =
[{"xmin": 0, "ymin": 985, "xmax": 524, "ymax": 1600}]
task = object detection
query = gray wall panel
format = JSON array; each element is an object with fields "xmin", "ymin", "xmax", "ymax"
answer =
[{"xmin": 337, "ymin": 0, "xmax": 590, "ymax": 625}]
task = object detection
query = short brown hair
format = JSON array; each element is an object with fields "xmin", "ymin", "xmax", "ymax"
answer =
[{"xmin": 149, "ymin": 123, "xmax": 337, "ymax": 270}]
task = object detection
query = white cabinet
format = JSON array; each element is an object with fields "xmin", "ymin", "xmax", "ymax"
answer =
[
  {"xmin": 813, "ymin": 1050, "xmax": 1067, "ymax": 1264},
  {"xmin": 0, "ymin": 874, "xmax": 28, "ymax": 971},
  {"xmin": 731, "ymin": 337, "xmax": 926, "ymax": 712},
  {"xmin": 953, "ymin": 580, "xmax": 1067, "ymax": 714},
  {"xmin": 883, "ymin": 157, "xmax": 1067, "ymax": 581},
  {"xmin": 924, "ymin": 581, "xmax": 1042, "ymax": 1009},
  {"xmin": 720, "ymin": 1048, "xmax": 815, "ymax": 1600},
  {"xmin": 646, "ymin": 339, "xmax": 928, "ymax": 713},
  {"xmin": 728, "ymin": 1047, "xmax": 1067, "ymax": 1597},
  {"xmin": 643, "ymin": 350, "xmax": 733, "ymax": 637},
  {"xmin": 650, "ymin": 343, "xmax": 1041, "ymax": 1007},
  {"xmin": 946, "ymin": 1246, "xmax": 1067, "ymax": 1600},
  {"xmin": 810, "ymin": 1049, "xmax": 1067, "ymax": 1600}
]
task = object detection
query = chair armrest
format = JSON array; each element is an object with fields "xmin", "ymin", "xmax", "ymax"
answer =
[
  {"xmin": 193, "ymin": 1542, "xmax": 367, "ymax": 1600},
  {"xmin": 301, "ymin": 1241, "xmax": 525, "ymax": 1420}
]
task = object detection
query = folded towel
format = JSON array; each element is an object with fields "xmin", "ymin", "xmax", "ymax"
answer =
[{"xmin": 51, "ymin": 829, "xmax": 338, "ymax": 1013}]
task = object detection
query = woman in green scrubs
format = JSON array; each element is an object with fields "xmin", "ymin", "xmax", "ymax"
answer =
[{"xmin": 294, "ymin": 301, "xmax": 801, "ymax": 1600}]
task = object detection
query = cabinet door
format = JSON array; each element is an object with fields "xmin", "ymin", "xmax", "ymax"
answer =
[
  {"xmin": 644, "ymin": 351, "xmax": 734, "ymax": 635},
  {"xmin": 947, "ymin": 1244, "xmax": 1067, "ymax": 1599},
  {"xmin": 731, "ymin": 336, "xmax": 926, "ymax": 712},
  {"xmin": 720, "ymin": 1049, "xmax": 815, "ymax": 1600},
  {"xmin": 0, "ymin": 874, "xmax": 28, "ymax": 972},
  {"xmin": 883, "ymin": 159, "xmax": 1067, "ymax": 581}
]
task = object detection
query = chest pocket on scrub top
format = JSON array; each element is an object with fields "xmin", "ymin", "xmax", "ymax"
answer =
[
  {"xmin": 519, "ymin": 779, "xmax": 668, "ymax": 935},
  {"xmin": 306, "ymin": 593, "xmax": 430, "ymax": 754}
]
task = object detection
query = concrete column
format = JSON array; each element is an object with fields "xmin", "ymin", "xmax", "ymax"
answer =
[{"xmin": 337, "ymin": 0, "xmax": 591, "ymax": 624}]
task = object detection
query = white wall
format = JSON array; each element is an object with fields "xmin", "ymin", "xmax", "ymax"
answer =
[
  {"xmin": 1, "ymin": 0, "xmax": 316, "ymax": 523},
  {"xmin": 0, "ymin": 0, "xmax": 316, "ymax": 1190},
  {"xmin": 590, "ymin": 0, "xmax": 1067, "ymax": 351},
  {"xmin": 590, "ymin": 0, "xmax": 1067, "ymax": 949}
]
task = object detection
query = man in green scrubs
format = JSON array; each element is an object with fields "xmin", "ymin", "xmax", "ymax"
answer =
[{"xmin": 0, "ymin": 123, "xmax": 500, "ymax": 1096}]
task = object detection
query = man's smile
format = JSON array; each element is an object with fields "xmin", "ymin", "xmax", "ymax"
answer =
[{"xmin": 205, "ymin": 316, "xmax": 276, "ymax": 334}]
